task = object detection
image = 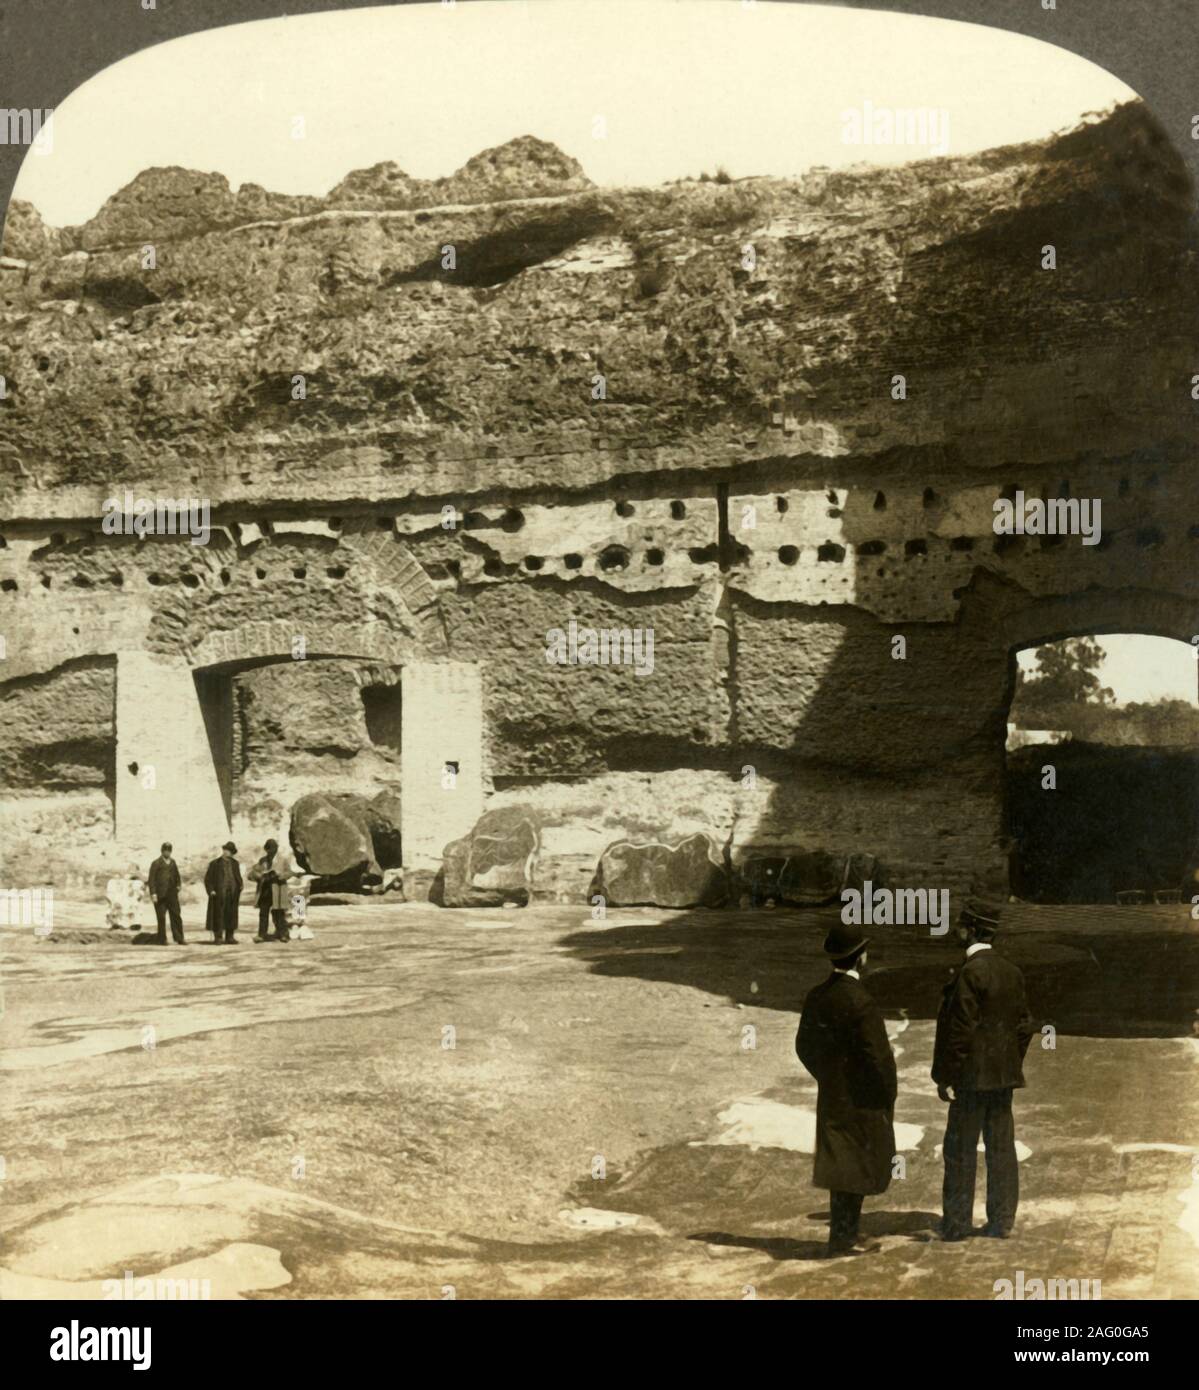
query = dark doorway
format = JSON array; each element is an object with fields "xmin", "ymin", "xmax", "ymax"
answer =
[
  {"xmin": 1005, "ymin": 634, "xmax": 1199, "ymax": 903},
  {"xmin": 361, "ymin": 682, "xmax": 402, "ymax": 754}
]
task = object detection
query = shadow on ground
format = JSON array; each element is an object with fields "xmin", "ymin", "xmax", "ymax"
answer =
[
  {"xmin": 558, "ymin": 906, "xmax": 1199, "ymax": 1036},
  {"xmin": 691, "ymin": 1208, "xmax": 940, "ymax": 1261}
]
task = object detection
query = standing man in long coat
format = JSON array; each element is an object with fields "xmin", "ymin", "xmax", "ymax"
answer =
[
  {"xmin": 933, "ymin": 892, "xmax": 1035, "ymax": 1241},
  {"xmin": 147, "ymin": 841, "xmax": 185, "ymax": 944},
  {"xmin": 796, "ymin": 923, "xmax": 898, "ymax": 1257},
  {"xmin": 205, "ymin": 841, "xmax": 243, "ymax": 944}
]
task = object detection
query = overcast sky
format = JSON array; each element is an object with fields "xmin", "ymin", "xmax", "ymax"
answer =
[{"xmin": 14, "ymin": 0, "xmax": 1134, "ymax": 226}]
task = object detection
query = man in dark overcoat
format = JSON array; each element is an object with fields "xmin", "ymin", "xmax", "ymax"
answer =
[
  {"xmin": 205, "ymin": 841, "xmax": 243, "ymax": 944},
  {"xmin": 147, "ymin": 841, "xmax": 185, "ymax": 944},
  {"xmin": 933, "ymin": 893, "xmax": 1036, "ymax": 1241},
  {"xmin": 796, "ymin": 923, "xmax": 898, "ymax": 1257}
]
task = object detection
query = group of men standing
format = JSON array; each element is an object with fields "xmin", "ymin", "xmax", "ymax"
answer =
[
  {"xmin": 796, "ymin": 892, "xmax": 1035, "ymax": 1257},
  {"xmin": 143, "ymin": 839, "xmax": 300, "ymax": 945}
]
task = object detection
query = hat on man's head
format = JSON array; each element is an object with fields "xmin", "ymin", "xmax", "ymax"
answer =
[
  {"xmin": 961, "ymin": 889, "xmax": 1004, "ymax": 932},
  {"xmin": 222, "ymin": 841, "xmax": 237, "ymax": 853},
  {"xmin": 823, "ymin": 922, "xmax": 869, "ymax": 960}
]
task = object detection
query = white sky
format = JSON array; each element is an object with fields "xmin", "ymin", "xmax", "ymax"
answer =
[
  {"xmin": 1019, "ymin": 637, "xmax": 1199, "ymax": 706},
  {"xmin": 13, "ymin": 0, "xmax": 1135, "ymax": 226}
]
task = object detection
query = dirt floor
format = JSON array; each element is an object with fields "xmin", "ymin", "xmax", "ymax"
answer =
[{"xmin": 1, "ymin": 898, "xmax": 1197, "ymax": 1300}]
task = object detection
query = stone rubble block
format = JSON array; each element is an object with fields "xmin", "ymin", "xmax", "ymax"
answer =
[
  {"xmin": 433, "ymin": 806, "xmax": 540, "ymax": 908},
  {"xmin": 591, "ymin": 832, "xmax": 729, "ymax": 909},
  {"xmin": 289, "ymin": 790, "xmax": 403, "ymax": 890},
  {"xmin": 736, "ymin": 850, "xmax": 883, "ymax": 907}
]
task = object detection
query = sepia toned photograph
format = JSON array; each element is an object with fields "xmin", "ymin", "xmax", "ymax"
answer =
[{"xmin": 0, "ymin": 0, "xmax": 1195, "ymax": 1329}]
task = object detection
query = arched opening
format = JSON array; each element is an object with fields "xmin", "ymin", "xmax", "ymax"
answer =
[
  {"xmin": 191, "ymin": 651, "xmax": 402, "ymax": 831},
  {"xmin": 1005, "ymin": 633, "xmax": 1199, "ymax": 904}
]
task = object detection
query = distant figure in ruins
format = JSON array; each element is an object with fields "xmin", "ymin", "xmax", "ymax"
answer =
[
  {"xmin": 204, "ymin": 841, "xmax": 243, "ymax": 944},
  {"xmin": 147, "ymin": 841, "xmax": 185, "ymax": 945},
  {"xmin": 105, "ymin": 862, "xmax": 147, "ymax": 932},
  {"xmin": 932, "ymin": 892, "xmax": 1035, "ymax": 1241},
  {"xmin": 249, "ymin": 839, "xmax": 290, "ymax": 943},
  {"xmin": 796, "ymin": 923, "xmax": 898, "ymax": 1258}
]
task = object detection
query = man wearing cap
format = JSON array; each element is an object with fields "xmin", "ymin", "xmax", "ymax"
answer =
[
  {"xmin": 204, "ymin": 841, "xmax": 243, "ymax": 944},
  {"xmin": 147, "ymin": 842, "xmax": 185, "ymax": 945},
  {"xmin": 932, "ymin": 893, "xmax": 1036, "ymax": 1241},
  {"xmin": 796, "ymin": 923, "xmax": 898, "ymax": 1257}
]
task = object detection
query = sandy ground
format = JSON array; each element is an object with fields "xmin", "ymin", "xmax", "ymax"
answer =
[{"xmin": 1, "ymin": 899, "xmax": 1196, "ymax": 1300}]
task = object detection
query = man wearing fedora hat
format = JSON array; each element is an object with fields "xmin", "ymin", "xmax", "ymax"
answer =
[
  {"xmin": 796, "ymin": 922, "xmax": 898, "ymax": 1257},
  {"xmin": 204, "ymin": 841, "xmax": 244, "ymax": 944},
  {"xmin": 932, "ymin": 891, "xmax": 1036, "ymax": 1241}
]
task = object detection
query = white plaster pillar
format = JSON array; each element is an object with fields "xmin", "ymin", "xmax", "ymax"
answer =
[
  {"xmin": 115, "ymin": 652, "xmax": 230, "ymax": 855},
  {"xmin": 400, "ymin": 661, "xmax": 484, "ymax": 869}
]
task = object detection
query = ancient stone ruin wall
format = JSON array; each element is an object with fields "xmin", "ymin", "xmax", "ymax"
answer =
[{"xmin": 0, "ymin": 104, "xmax": 1195, "ymax": 898}]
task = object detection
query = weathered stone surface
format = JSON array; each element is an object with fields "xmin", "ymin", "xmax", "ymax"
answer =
[
  {"xmin": 234, "ymin": 660, "xmax": 403, "ymax": 804},
  {"xmin": 326, "ymin": 135, "xmax": 591, "ymax": 210},
  {"xmin": 68, "ymin": 168, "xmax": 318, "ymax": 252},
  {"xmin": 592, "ymin": 832, "xmax": 728, "ymax": 909},
  {"xmin": 0, "ymin": 198, "xmax": 60, "ymax": 261},
  {"xmin": 1, "ymin": 105, "xmax": 1190, "ymax": 514},
  {"xmin": 0, "ymin": 658, "xmax": 115, "ymax": 790},
  {"xmin": 739, "ymin": 851, "xmax": 881, "ymax": 907},
  {"xmin": 433, "ymin": 806, "xmax": 539, "ymax": 908},
  {"xmin": 0, "ymin": 104, "xmax": 1195, "ymax": 898},
  {"xmin": 289, "ymin": 792, "xmax": 396, "ymax": 886},
  {"xmin": 290, "ymin": 792, "xmax": 374, "ymax": 878}
]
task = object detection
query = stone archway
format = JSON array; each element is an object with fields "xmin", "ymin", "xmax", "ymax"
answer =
[
  {"xmin": 116, "ymin": 631, "xmax": 482, "ymax": 868},
  {"xmin": 993, "ymin": 587, "xmax": 1199, "ymax": 903},
  {"xmin": 99, "ymin": 521, "xmax": 461, "ymax": 855},
  {"xmin": 993, "ymin": 587, "xmax": 1199, "ymax": 657}
]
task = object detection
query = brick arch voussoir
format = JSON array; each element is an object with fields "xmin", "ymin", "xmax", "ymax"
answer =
[
  {"xmin": 337, "ymin": 523, "xmax": 447, "ymax": 654},
  {"xmin": 188, "ymin": 618, "xmax": 411, "ymax": 670}
]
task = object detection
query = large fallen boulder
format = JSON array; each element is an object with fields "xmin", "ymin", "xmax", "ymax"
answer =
[
  {"xmin": 591, "ymin": 832, "xmax": 728, "ymax": 909},
  {"xmin": 739, "ymin": 851, "xmax": 882, "ymax": 907},
  {"xmin": 289, "ymin": 791, "xmax": 403, "ymax": 890},
  {"xmin": 432, "ymin": 806, "xmax": 539, "ymax": 908}
]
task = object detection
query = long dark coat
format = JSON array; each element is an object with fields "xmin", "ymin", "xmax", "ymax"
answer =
[
  {"xmin": 796, "ymin": 972, "xmax": 898, "ymax": 1194},
  {"xmin": 932, "ymin": 948, "xmax": 1035, "ymax": 1092},
  {"xmin": 204, "ymin": 855, "xmax": 242, "ymax": 935}
]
